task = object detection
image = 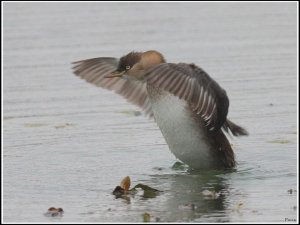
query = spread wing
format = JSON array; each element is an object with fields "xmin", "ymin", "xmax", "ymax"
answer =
[
  {"xmin": 144, "ymin": 63, "xmax": 229, "ymax": 131},
  {"xmin": 72, "ymin": 57, "xmax": 153, "ymax": 116}
]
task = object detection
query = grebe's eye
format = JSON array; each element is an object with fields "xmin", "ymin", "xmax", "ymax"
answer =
[{"xmin": 125, "ymin": 65, "xmax": 131, "ymax": 70}]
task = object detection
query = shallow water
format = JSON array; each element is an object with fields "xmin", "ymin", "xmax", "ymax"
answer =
[{"xmin": 3, "ymin": 2, "xmax": 298, "ymax": 223}]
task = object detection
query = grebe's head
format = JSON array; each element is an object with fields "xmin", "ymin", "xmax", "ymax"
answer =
[{"xmin": 106, "ymin": 50, "xmax": 166, "ymax": 80}]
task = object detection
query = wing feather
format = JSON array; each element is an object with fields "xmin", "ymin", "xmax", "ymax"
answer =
[
  {"xmin": 72, "ymin": 57, "xmax": 153, "ymax": 117},
  {"xmin": 144, "ymin": 63, "xmax": 229, "ymax": 131}
]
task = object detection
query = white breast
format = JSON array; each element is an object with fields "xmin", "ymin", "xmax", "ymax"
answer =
[{"xmin": 148, "ymin": 87, "xmax": 217, "ymax": 169}]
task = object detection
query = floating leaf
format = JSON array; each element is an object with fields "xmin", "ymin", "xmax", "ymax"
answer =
[
  {"xmin": 120, "ymin": 176, "xmax": 131, "ymax": 191},
  {"xmin": 113, "ymin": 177, "xmax": 161, "ymax": 200},
  {"xmin": 112, "ymin": 186, "xmax": 125, "ymax": 197},
  {"xmin": 268, "ymin": 139, "xmax": 290, "ymax": 144},
  {"xmin": 24, "ymin": 123, "xmax": 48, "ymax": 128},
  {"xmin": 143, "ymin": 190, "xmax": 158, "ymax": 198},
  {"xmin": 55, "ymin": 123, "xmax": 75, "ymax": 129},
  {"xmin": 142, "ymin": 212, "xmax": 150, "ymax": 222},
  {"xmin": 44, "ymin": 207, "xmax": 64, "ymax": 217},
  {"xmin": 133, "ymin": 184, "xmax": 160, "ymax": 192},
  {"xmin": 171, "ymin": 161, "xmax": 188, "ymax": 170},
  {"xmin": 112, "ymin": 176, "xmax": 131, "ymax": 198},
  {"xmin": 118, "ymin": 110, "xmax": 142, "ymax": 117},
  {"xmin": 132, "ymin": 184, "xmax": 161, "ymax": 198}
]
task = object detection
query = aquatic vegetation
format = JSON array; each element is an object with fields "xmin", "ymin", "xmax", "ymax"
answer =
[
  {"xmin": 112, "ymin": 176, "xmax": 161, "ymax": 200},
  {"xmin": 171, "ymin": 161, "xmax": 189, "ymax": 171},
  {"xmin": 201, "ymin": 189, "xmax": 221, "ymax": 199},
  {"xmin": 24, "ymin": 123, "xmax": 48, "ymax": 128},
  {"xmin": 120, "ymin": 176, "xmax": 131, "ymax": 192},
  {"xmin": 133, "ymin": 184, "xmax": 161, "ymax": 198},
  {"xmin": 23, "ymin": 122, "xmax": 75, "ymax": 129},
  {"xmin": 118, "ymin": 110, "xmax": 142, "ymax": 116},
  {"xmin": 268, "ymin": 139, "xmax": 290, "ymax": 144},
  {"xmin": 142, "ymin": 212, "xmax": 150, "ymax": 222},
  {"xmin": 44, "ymin": 207, "xmax": 64, "ymax": 217},
  {"xmin": 54, "ymin": 123, "xmax": 75, "ymax": 129}
]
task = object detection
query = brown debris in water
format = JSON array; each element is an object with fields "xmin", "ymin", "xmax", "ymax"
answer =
[
  {"xmin": 112, "ymin": 176, "xmax": 161, "ymax": 199},
  {"xmin": 44, "ymin": 207, "xmax": 64, "ymax": 217}
]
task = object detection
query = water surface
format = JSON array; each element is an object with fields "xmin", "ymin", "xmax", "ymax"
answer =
[{"xmin": 3, "ymin": 2, "xmax": 298, "ymax": 223}]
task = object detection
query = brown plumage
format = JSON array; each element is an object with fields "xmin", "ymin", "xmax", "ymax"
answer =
[
  {"xmin": 72, "ymin": 55, "xmax": 153, "ymax": 116},
  {"xmin": 72, "ymin": 50, "xmax": 248, "ymax": 169}
]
